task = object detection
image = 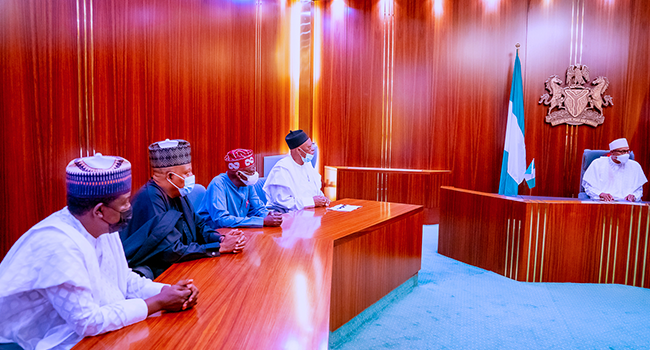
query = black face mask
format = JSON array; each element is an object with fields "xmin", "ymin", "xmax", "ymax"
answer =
[{"xmin": 105, "ymin": 207, "xmax": 132, "ymax": 233}]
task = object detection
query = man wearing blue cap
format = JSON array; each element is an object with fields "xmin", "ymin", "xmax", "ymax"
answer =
[
  {"xmin": 0, "ymin": 154, "xmax": 199, "ymax": 350},
  {"xmin": 263, "ymin": 130, "xmax": 330, "ymax": 212},
  {"xmin": 121, "ymin": 139, "xmax": 246, "ymax": 280}
]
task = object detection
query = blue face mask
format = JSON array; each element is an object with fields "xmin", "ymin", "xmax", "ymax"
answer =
[
  {"xmin": 301, "ymin": 152, "xmax": 314, "ymax": 164},
  {"xmin": 169, "ymin": 172, "xmax": 195, "ymax": 197},
  {"xmin": 298, "ymin": 144, "xmax": 315, "ymax": 165}
]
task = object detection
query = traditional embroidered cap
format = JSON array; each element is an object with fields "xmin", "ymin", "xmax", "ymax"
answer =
[
  {"xmin": 224, "ymin": 149, "xmax": 255, "ymax": 171},
  {"xmin": 609, "ymin": 138, "xmax": 629, "ymax": 151},
  {"xmin": 66, "ymin": 153, "xmax": 132, "ymax": 198},
  {"xmin": 148, "ymin": 139, "xmax": 192, "ymax": 168},
  {"xmin": 285, "ymin": 130, "xmax": 309, "ymax": 150}
]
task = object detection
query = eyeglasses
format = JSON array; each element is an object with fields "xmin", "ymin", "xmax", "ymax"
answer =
[{"xmin": 611, "ymin": 149, "xmax": 631, "ymax": 155}]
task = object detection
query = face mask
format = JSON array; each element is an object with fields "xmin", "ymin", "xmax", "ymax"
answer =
[
  {"xmin": 616, "ymin": 154, "xmax": 630, "ymax": 164},
  {"xmin": 169, "ymin": 173, "xmax": 195, "ymax": 197},
  {"xmin": 238, "ymin": 171, "xmax": 259, "ymax": 186},
  {"xmin": 103, "ymin": 206, "xmax": 132, "ymax": 233},
  {"xmin": 299, "ymin": 147, "xmax": 314, "ymax": 164}
]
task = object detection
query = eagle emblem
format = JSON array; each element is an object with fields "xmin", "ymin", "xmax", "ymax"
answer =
[{"xmin": 539, "ymin": 64, "xmax": 612, "ymax": 127}]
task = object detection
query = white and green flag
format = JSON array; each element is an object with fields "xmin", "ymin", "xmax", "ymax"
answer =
[{"xmin": 498, "ymin": 51, "xmax": 526, "ymax": 196}]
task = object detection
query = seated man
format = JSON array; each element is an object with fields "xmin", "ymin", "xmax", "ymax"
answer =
[
  {"xmin": 583, "ymin": 138, "xmax": 648, "ymax": 202},
  {"xmin": 121, "ymin": 139, "xmax": 246, "ymax": 279},
  {"xmin": 263, "ymin": 130, "xmax": 330, "ymax": 212},
  {"xmin": 0, "ymin": 154, "xmax": 198, "ymax": 350},
  {"xmin": 197, "ymin": 149, "xmax": 283, "ymax": 228}
]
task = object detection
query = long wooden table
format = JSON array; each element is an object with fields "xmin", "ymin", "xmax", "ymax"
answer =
[
  {"xmin": 439, "ymin": 186, "xmax": 650, "ymax": 288},
  {"xmin": 74, "ymin": 199, "xmax": 423, "ymax": 350}
]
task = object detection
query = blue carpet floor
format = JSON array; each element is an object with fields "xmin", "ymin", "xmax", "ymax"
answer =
[{"xmin": 332, "ymin": 225, "xmax": 650, "ymax": 350}]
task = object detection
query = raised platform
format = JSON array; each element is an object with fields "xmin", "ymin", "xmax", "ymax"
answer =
[{"xmin": 439, "ymin": 186, "xmax": 650, "ymax": 288}]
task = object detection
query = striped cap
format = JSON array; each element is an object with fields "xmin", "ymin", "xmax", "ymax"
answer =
[
  {"xmin": 66, "ymin": 154, "xmax": 132, "ymax": 198},
  {"xmin": 148, "ymin": 139, "xmax": 192, "ymax": 168}
]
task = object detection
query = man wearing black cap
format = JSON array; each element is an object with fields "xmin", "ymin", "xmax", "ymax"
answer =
[
  {"xmin": 0, "ymin": 154, "xmax": 199, "ymax": 350},
  {"xmin": 263, "ymin": 130, "xmax": 330, "ymax": 212},
  {"xmin": 121, "ymin": 139, "xmax": 246, "ymax": 280}
]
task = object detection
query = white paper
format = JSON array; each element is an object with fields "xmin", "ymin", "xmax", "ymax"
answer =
[{"xmin": 327, "ymin": 204, "xmax": 361, "ymax": 212}]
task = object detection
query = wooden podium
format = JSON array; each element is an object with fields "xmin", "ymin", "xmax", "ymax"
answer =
[
  {"xmin": 439, "ymin": 187, "xmax": 650, "ymax": 288},
  {"xmin": 74, "ymin": 199, "xmax": 423, "ymax": 350}
]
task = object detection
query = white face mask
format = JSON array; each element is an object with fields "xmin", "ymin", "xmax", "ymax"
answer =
[
  {"xmin": 616, "ymin": 154, "xmax": 630, "ymax": 164},
  {"xmin": 298, "ymin": 143, "xmax": 316, "ymax": 165},
  {"xmin": 169, "ymin": 172, "xmax": 195, "ymax": 197},
  {"xmin": 238, "ymin": 171, "xmax": 259, "ymax": 186}
]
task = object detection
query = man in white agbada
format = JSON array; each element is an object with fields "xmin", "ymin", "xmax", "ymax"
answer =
[
  {"xmin": 263, "ymin": 130, "xmax": 330, "ymax": 212},
  {"xmin": 0, "ymin": 154, "xmax": 199, "ymax": 350},
  {"xmin": 583, "ymin": 138, "xmax": 648, "ymax": 202}
]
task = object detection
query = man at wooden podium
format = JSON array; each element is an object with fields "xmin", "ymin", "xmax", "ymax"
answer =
[{"xmin": 583, "ymin": 138, "xmax": 647, "ymax": 202}]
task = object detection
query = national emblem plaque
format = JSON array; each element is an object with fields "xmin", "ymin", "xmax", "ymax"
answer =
[{"xmin": 539, "ymin": 64, "xmax": 613, "ymax": 127}]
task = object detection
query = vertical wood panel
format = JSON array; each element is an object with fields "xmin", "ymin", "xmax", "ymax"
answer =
[
  {"xmin": 318, "ymin": 0, "xmax": 384, "ymax": 169},
  {"xmin": 0, "ymin": 0, "xmax": 81, "ymax": 258}
]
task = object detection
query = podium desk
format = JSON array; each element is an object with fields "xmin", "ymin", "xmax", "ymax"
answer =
[
  {"xmin": 74, "ymin": 199, "xmax": 423, "ymax": 350},
  {"xmin": 439, "ymin": 186, "xmax": 650, "ymax": 288}
]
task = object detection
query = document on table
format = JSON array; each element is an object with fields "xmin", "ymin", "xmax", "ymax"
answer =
[{"xmin": 328, "ymin": 204, "xmax": 361, "ymax": 212}]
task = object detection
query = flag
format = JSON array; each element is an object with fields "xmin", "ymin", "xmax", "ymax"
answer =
[
  {"xmin": 498, "ymin": 50, "xmax": 526, "ymax": 196},
  {"xmin": 524, "ymin": 159, "xmax": 535, "ymax": 189}
]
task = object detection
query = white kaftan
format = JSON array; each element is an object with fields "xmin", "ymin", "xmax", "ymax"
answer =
[
  {"xmin": 263, "ymin": 155, "xmax": 324, "ymax": 212},
  {"xmin": 583, "ymin": 156, "xmax": 648, "ymax": 201},
  {"xmin": 0, "ymin": 208, "xmax": 165, "ymax": 350}
]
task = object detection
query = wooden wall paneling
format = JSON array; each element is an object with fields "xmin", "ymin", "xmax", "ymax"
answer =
[
  {"xmin": 336, "ymin": 169, "xmax": 379, "ymax": 201},
  {"xmin": 621, "ymin": 0, "xmax": 650, "ymax": 199},
  {"xmin": 90, "ymin": 0, "xmax": 290, "ymax": 190},
  {"xmin": 315, "ymin": 1, "xmax": 348, "ymax": 170},
  {"xmin": 335, "ymin": 168, "xmax": 450, "ymax": 224},
  {"xmin": 391, "ymin": 1, "xmax": 437, "ymax": 170},
  {"xmin": 385, "ymin": 172, "xmax": 430, "ymax": 206},
  {"xmin": 318, "ymin": 1, "xmax": 385, "ymax": 169},
  {"xmin": 444, "ymin": 0, "xmax": 529, "ymax": 193},
  {"xmin": 0, "ymin": 0, "xmax": 82, "ymax": 258},
  {"xmin": 256, "ymin": 0, "xmax": 291, "ymax": 162}
]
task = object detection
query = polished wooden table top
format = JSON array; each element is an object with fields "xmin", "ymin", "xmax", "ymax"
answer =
[{"xmin": 74, "ymin": 199, "xmax": 422, "ymax": 350}]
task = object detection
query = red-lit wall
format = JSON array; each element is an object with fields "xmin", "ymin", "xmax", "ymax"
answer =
[{"xmin": 2, "ymin": 0, "xmax": 649, "ymax": 258}]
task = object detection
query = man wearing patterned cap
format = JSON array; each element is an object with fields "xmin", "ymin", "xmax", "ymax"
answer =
[
  {"xmin": 263, "ymin": 130, "xmax": 330, "ymax": 212},
  {"xmin": 583, "ymin": 138, "xmax": 648, "ymax": 201},
  {"xmin": 121, "ymin": 139, "xmax": 246, "ymax": 280},
  {"xmin": 0, "ymin": 154, "xmax": 199, "ymax": 350},
  {"xmin": 197, "ymin": 149, "xmax": 283, "ymax": 228}
]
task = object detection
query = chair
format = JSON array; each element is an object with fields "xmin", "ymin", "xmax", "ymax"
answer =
[
  {"xmin": 187, "ymin": 183, "xmax": 207, "ymax": 208},
  {"xmin": 578, "ymin": 149, "xmax": 634, "ymax": 199}
]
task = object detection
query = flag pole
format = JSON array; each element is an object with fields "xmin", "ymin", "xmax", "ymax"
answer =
[{"xmin": 518, "ymin": 42, "xmax": 524, "ymax": 197}]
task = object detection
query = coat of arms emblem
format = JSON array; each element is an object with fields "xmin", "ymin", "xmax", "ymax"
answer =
[{"xmin": 539, "ymin": 64, "xmax": 612, "ymax": 127}]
